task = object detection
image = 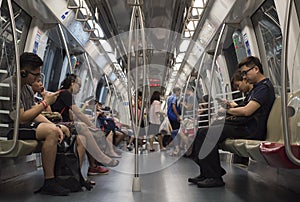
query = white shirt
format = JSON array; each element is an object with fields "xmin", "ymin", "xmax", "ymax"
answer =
[{"xmin": 149, "ymin": 100, "xmax": 161, "ymax": 124}]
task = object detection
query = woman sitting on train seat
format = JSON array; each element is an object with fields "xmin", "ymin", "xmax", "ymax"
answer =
[
  {"xmin": 217, "ymin": 69, "xmax": 253, "ymax": 109},
  {"xmin": 148, "ymin": 91, "xmax": 166, "ymax": 152},
  {"xmin": 0, "ymin": 52, "xmax": 71, "ymax": 196},
  {"xmin": 188, "ymin": 56, "xmax": 275, "ymax": 188},
  {"xmin": 96, "ymin": 102, "xmax": 126, "ymax": 147},
  {"xmin": 30, "ymin": 77, "xmax": 106, "ymax": 181},
  {"xmin": 96, "ymin": 105, "xmax": 124, "ymax": 158},
  {"xmin": 51, "ymin": 73, "xmax": 119, "ymax": 176}
]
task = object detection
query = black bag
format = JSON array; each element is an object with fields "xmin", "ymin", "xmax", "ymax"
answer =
[
  {"xmin": 162, "ymin": 135, "xmax": 173, "ymax": 147},
  {"xmin": 55, "ymin": 135, "xmax": 93, "ymax": 192}
]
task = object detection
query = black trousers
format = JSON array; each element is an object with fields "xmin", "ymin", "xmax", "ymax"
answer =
[{"xmin": 191, "ymin": 122, "xmax": 253, "ymax": 178}]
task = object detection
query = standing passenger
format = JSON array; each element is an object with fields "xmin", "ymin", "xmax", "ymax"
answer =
[
  {"xmin": 167, "ymin": 87, "xmax": 181, "ymax": 155},
  {"xmin": 188, "ymin": 56, "xmax": 275, "ymax": 187},
  {"xmin": 148, "ymin": 91, "xmax": 166, "ymax": 152}
]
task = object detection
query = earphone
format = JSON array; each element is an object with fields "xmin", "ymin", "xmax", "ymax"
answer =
[{"xmin": 21, "ymin": 70, "xmax": 28, "ymax": 78}]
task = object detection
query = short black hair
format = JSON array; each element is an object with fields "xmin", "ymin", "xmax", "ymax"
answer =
[
  {"xmin": 238, "ymin": 56, "xmax": 263, "ymax": 74},
  {"xmin": 150, "ymin": 91, "xmax": 161, "ymax": 104},
  {"xmin": 20, "ymin": 52, "xmax": 43, "ymax": 70},
  {"xmin": 231, "ymin": 69, "xmax": 243, "ymax": 83},
  {"xmin": 173, "ymin": 87, "xmax": 181, "ymax": 93}
]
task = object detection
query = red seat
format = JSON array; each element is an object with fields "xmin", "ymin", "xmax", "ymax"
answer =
[{"xmin": 260, "ymin": 142, "xmax": 300, "ymax": 169}]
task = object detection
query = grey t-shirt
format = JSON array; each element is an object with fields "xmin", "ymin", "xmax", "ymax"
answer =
[{"xmin": 0, "ymin": 76, "xmax": 35, "ymax": 135}]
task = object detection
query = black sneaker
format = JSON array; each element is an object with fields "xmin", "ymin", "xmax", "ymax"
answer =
[
  {"xmin": 197, "ymin": 177, "xmax": 225, "ymax": 188},
  {"xmin": 39, "ymin": 179, "xmax": 70, "ymax": 196},
  {"xmin": 188, "ymin": 175, "xmax": 206, "ymax": 184}
]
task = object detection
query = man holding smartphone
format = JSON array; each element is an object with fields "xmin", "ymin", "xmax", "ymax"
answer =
[{"xmin": 188, "ymin": 56, "xmax": 275, "ymax": 188}]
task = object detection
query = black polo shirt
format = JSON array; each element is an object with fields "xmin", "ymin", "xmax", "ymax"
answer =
[{"xmin": 246, "ymin": 78, "xmax": 275, "ymax": 139}]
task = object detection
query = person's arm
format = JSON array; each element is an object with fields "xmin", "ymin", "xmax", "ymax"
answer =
[
  {"xmin": 72, "ymin": 104, "xmax": 95, "ymax": 127},
  {"xmin": 172, "ymin": 103, "xmax": 181, "ymax": 121},
  {"xmin": 226, "ymin": 100, "xmax": 260, "ymax": 117},
  {"xmin": 20, "ymin": 91, "xmax": 59, "ymax": 124},
  {"xmin": 228, "ymin": 101, "xmax": 238, "ymax": 108},
  {"xmin": 34, "ymin": 114, "xmax": 52, "ymax": 123},
  {"xmin": 154, "ymin": 102, "xmax": 165, "ymax": 117},
  {"xmin": 40, "ymin": 88, "xmax": 53, "ymax": 112}
]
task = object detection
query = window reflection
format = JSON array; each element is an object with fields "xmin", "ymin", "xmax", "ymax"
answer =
[
  {"xmin": 252, "ymin": 0, "xmax": 287, "ymax": 95},
  {"xmin": 0, "ymin": 1, "xmax": 31, "ymax": 80}
]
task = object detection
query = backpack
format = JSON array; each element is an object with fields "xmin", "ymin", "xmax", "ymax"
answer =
[{"xmin": 55, "ymin": 135, "xmax": 93, "ymax": 192}]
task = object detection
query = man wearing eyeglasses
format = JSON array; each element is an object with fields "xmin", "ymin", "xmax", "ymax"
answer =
[
  {"xmin": 188, "ymin": 56, "xmax": 275, "ymax": 188},
  {"xmin": 0, "ymin": 52, "xmax": 70, "ymax": 196}
]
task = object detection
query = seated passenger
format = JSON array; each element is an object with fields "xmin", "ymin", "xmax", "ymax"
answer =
[
  {"xmin": 217, "ymin": 69, "xmax": 253, "ymax": 108},
  {"xmin": 51, "ymin": 74, "xmax": 119, "ymax": 176},
  {"xmin": 188, "ymin": 56, "xmax": 275, "ymax": 188},
  {"xmin": 31, "ymin": 76, "xmax": 51, "ymax": 112},
  {"xmin": 97, "ymin": 106, "xmax": 124, "ymax": 158},
  {"xmin": 30, "ymin": 78, "xmax": 106, "ymax": 180},
  {"xmin": 0, "ymin": 52, "xmax": 71, "ymax": 196}
]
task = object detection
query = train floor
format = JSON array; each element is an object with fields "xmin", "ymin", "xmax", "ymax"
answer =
[{"xmin": 1, "ymin": 151, "xmax": 300, "ymax": 202}]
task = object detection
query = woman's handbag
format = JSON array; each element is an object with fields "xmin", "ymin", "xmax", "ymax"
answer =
[
  {"xmin": 159, "ymin": 116, "xmax": 172, "ymax": 134},
  {"xmin": 41, "ymin": 111, "xmax": 62, "ymax": 123}
]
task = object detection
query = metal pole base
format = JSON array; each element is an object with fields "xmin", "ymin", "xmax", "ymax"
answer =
[{"xmin": 132, "ymin": 177, "xmax": 141, "ymax": 192}]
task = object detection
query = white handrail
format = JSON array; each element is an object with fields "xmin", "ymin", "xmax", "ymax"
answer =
[
  {"xmin": 281, "ymin": 0, "xmax": 300, "ymax": 166},
  {"xmin": 0, "ymin": 0, "xmax": 21, "ymax": 156}
]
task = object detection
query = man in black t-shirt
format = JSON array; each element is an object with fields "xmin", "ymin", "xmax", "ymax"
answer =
[{"xmin": 188, "ymin": 56, "xmax": 275, "ymax": 188}]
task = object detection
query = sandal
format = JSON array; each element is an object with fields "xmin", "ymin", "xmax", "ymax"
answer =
[
  {"xmin": 103, "ymin": 159, "xmax": 119, "ymax": 167},
  {"xmin": 160, "ymin": 147, "xmax": 167, "ymax": 151},
  {"xmin": 149, "ymin": 148, "xmax": 155, "ymax": 152},
  {"xmin": 107, "ymin": 154, "xmax": 122, "ymax": 158}
]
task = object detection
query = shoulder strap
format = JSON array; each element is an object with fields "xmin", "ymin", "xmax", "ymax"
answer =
[{"xmin": 60, "ymin": 107, "xmax": 66, "ymax": 115}]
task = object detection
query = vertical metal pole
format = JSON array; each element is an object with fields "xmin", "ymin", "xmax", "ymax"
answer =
[
  {"xmin": 207, "ymin": 23, "xmax": 226, "ymax": 125},
  {"xmin": 0, "ymin": 0, "xmax": 20, "ymax": 155},
  {"xmin": 281, "ymin": 0, "xmax": 300, "ymax": 165},
  {"xmin": 84, "ymin": 52, "xmax": 95, "ymax": 91},
  {"xmin": 57, "ymin": 24, "xmax": 73, "ymax": 73},
  {"xmin": 127, "ymin": 2, "xmax": 141, "ymax": 192},
  {"xmin": 195, "ymin": 54, "xmax": 206, "ymax": 133}
]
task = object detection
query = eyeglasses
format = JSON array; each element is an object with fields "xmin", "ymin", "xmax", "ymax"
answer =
[
  {"xmin": 241, "ymin": 66, "xmax": 255, "ymax": 77},
  {"xmin": 28, "ymin": 71, "xmax": 41, "ymax": 79}
]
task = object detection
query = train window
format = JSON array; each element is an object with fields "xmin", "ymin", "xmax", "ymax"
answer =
[
  {"xmin": 0, "ymin": 1, "xmax": 31, "ymax": 79},
  {"xmin": 0, "ymin": 2, "xmax": 31, "ymax": 135},
  {"xmin": 294, "ymin": 1, "xmax": 300, "ymax": 23},
  {"xmin": 251, "ymin": 0, "xmax": 288, "ymax": 95}
]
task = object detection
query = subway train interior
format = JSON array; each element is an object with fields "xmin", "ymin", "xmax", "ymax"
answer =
[{"xmin": 1, "ymin": 0, "xmax": 300, "ymax": 201}]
